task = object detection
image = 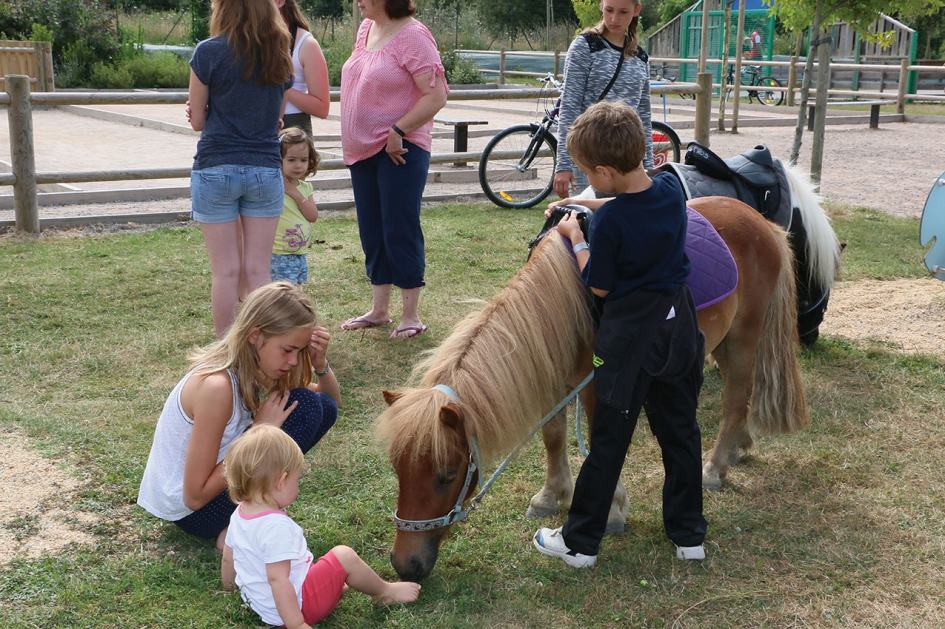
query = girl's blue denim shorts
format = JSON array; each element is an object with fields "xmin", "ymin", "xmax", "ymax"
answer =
[{"xmin": 190, "ymin": 165, "xmax": 284, "ymax": 223}]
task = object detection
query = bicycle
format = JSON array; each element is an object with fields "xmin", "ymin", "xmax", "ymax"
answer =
[
  {"xmin": 478, "ymin": 73, "xmax": 682, "ymax": 209},
  {"xmin": 651, "ymin": 62, "xmax": 694, "ymax": 100},
  {"xmin": 722, "ymin": 64, "xmax": 784, "ymax": 107}
]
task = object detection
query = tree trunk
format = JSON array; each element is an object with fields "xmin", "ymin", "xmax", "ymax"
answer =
[
  {"xmin": 789, "ymin": 0, "xmax": 823, "ymax": 166},
  {"xmin": 810, "ymin": 26, "xmax": 832, "ymax": 190}
]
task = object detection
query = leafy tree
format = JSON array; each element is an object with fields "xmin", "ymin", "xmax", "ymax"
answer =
[
  {"xmin": 478, "ymin": 0, "xmax": 577, "ymax": 48},
  {"xmin": 0, "ymin": 0, "xmax": 120, "ymax": 65},
  {"xmin": 897, "ymin": 5, "xmax": 945, "ymax": 57},
  {"xmin": 301, "ymin": 0, "xmax": 348, "ymax": 20},
  {"xmin": 192, "ymin": 0, "xmax": 210, "ymax": 43}
]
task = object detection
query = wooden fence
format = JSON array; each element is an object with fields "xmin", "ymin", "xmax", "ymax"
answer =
[
  {"xmin": 0, "ymin": 41, "xmax": 54, "ymax": 92},
  {"xmin": 0, "ymin": 74, "xmax": 710, "ymax": 233}
]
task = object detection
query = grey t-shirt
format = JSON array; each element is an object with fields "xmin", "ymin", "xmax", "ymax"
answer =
[{"xmin": 190, "ymin": 35, "xmax": 292, "ymax": 171}]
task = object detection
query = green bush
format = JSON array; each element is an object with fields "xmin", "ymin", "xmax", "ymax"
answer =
[
  {"xmin": 0, "ymin": 0, "xmax": 121, "ymax": 72},
  {"xmin": 88, "ymin": 52, "xmax": 190, "ymax": 89},
  {"xmin": 321, "ymin": 38, "xmax": 352, "ymax": 87},
  {"xmin": 441, "ymin": 49, "xmax": 484, "ymax": 85}
]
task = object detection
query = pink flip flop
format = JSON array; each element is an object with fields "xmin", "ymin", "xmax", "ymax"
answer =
[
  {"xmin": 390, "ymin": 324, "xmax": 428, "ymax": 340},
  {"xmin": 341, "ymin": 316, "xmax": 392, "ymax": 331}
]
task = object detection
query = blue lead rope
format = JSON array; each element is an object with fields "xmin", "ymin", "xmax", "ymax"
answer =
[{"xmin": 470, "ymin": 370, "xmax": 594, "ymax": 508}]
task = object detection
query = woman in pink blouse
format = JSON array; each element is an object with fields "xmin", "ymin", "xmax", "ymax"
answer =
[{"xmin": 340, "ymin": 0, "xmax": 448, "ymax": 339}]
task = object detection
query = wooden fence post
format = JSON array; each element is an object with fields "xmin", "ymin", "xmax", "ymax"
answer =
[
  {"xmin": 553, "ymin": 50, "xmax": 560, "ymax": 77},
  {"xmin": 694, "ymin": 72, "xmax": 712, "ymax": 147},
  {"xmin": 897, "ymin": 58, "xmax": 908, "ymax": 114},
  {"xmin": 499, "ymin": 48, "xmax": 506, "ymax": 85},
  {"xmin": 787, "ymin": 56, "xmax": 798, "ymax": 107},
  {"xmin": 35, "ymin": 42, "xmax": 54, "ymax": 92},
  {"xmin": 5, "ymin": 75, "xmax": 38, "ymax": 233}
]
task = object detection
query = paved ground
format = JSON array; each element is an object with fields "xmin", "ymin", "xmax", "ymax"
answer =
[{"xmin": 1, "ymin": 96, "xmax": 943, "ymax": 223}]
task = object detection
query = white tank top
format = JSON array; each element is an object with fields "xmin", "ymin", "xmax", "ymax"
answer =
[
  {"xmin": 137, "ymin": 368, "xmax": 252, "ymax": 521},
  {"xmin": 284, "ymin": 29, "xmax": 312, "ymax": 116}
]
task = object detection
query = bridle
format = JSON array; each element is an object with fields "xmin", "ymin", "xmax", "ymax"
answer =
[
  {"xmin": 393, "ymin": 384, "xmax": 482, "ymax": 532},
  {"xmin": 392, "ymin": 376, "xmax": 594, "ymax": 532}
]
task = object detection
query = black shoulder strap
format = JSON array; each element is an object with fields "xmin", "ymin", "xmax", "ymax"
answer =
[{"xmin": 597, "ymin": 34, "xmax": 628, "ymax": 103}]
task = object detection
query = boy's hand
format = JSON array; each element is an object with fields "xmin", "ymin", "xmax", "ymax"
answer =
[
  {"xmin": 545, "ymin": 198, "xmax": 574, "ymax": 218},
  {"xmin": 556, "ymin": 212, "xmax": 583, "ymax": 243}
]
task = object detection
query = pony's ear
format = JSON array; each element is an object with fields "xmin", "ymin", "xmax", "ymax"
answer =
[
  {"xmin": 382, "ymin": 389, "xmax": 403, "ymax": 406},
  {"xmin": 439, "ymin": 405, "xmax": 464, "ymax": 433}
]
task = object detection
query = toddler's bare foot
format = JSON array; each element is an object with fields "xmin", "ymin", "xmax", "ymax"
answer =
[{"xmin": 373, "ymin": 581, "xmax": 421, "ymax": 605}]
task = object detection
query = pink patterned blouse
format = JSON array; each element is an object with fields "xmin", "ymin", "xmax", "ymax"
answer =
[{"xmin": 340, "ymin": 19, "xmax": 449, "ymax": 165}]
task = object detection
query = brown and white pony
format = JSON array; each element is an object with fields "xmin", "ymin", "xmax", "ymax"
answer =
[{"xmin": 376, "ymin": 189, "xmax": 835, "ymax": 582}]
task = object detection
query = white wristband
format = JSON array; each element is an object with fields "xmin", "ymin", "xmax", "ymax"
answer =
[{"xmin": 572, "ymin": 242, "xmax": 589, "ymax": 254}]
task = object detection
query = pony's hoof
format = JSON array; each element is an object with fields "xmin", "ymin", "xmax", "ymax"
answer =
[
  {"xmin": 525, "ymin": 504, "xmax": 559, "ymax": 519},
  {"xmin": 702, "ymin": 466, "xmax": 723, "ymax": 492},
  {"xmin": 604, "ymin": 521, "xmax": 625, "ymax": 536}
]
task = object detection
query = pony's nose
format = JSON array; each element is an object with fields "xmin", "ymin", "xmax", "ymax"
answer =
[{"xmin": 390, "ymin": 550, "xmax": 432, "ymax": 582}]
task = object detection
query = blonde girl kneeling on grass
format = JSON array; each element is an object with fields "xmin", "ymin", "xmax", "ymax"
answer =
[
  {"xmin": 138, "ymin": 282, "xmax": 340, "ymax": 551},
  {"xmin": 222, "ymin": 425, "xmax": 421, "ymax": 627},
  {"xmin": 272, "ymin": 128, "xmax": 321, "ymax": 285}
]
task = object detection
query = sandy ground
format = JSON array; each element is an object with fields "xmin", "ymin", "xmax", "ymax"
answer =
[{"xmin": 2, "ymin": 101, "xmax": 945, "ymax": 564}]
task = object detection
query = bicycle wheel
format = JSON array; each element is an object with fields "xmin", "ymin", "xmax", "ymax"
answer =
[
  {"xmin": 651, "ymin": 120, "xmax": 681, "ymax": 166},
  {"xmin": 755, "ymin": 77, "xmax": 784, "ymax": 107},
  {"xmin": 479, "ymin": 124, "xmax": 557, "ymax": 209}
]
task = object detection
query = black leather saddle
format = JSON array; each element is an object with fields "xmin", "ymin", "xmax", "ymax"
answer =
[{"xmin": 652, "ymin": 143, "xmax": 829, "ymax": 345}]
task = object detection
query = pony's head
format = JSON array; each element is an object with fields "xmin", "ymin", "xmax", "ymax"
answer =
[
  {"xmin": 376, "ymin": 387, "xmax": 479, "ymax": 582},
  {"xmin": 374, "ymin": 233, "xmax": 594, "ymax": 581}
]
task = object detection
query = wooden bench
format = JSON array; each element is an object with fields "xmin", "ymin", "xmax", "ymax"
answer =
[
  {"xmin": 806, "ymin": 100, "xmax": 893, "ymax": 130},
  {"xmin": 434, "ymin": 116, "xmax": 487, "ymax": 166}
]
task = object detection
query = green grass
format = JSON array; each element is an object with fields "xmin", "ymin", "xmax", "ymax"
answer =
[{"xmin": 1, "ymin": 202, "xmax": 944, "ymax": 628}]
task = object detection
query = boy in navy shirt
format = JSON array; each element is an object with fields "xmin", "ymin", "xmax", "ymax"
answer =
[{"xmin": 533, "ymin": 101, "xmax": 707, "ymax": 567}]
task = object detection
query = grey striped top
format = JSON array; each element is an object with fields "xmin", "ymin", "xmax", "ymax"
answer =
[{"xmin": 556, "ymin": 32, "xmax": 653, "ymax": 174}]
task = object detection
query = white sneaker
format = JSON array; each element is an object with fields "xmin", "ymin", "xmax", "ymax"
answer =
[
  {"xmin": 676, "ymin": 544, "xmax": 706, "ymax": 561},
  {"xmin": 532, "ymin": 527, "xmax": 597, "ymax": 568}
]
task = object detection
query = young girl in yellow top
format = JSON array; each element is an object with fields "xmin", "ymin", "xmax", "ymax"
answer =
[{"xmin": 272, "ymin": 128, "xmax": 321, "ymax": 284}]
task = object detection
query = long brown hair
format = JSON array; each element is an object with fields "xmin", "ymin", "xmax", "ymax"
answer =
[
  {"xmin": 584, "ymin": 0, "xmax": 641, "ymax": 58},
  {"xmin": 189, "ymin": 282, "xmax": 317, "ymax": 413},
  {"xmin": 210, "ymin": 0, "xmax": 293, "ymax": 85},
  {"xmin": 279, "ymin": 0, "xmax": 311, "ymax": 32}
]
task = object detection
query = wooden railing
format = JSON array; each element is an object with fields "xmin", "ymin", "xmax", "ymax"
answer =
[
  {"xmin": 649, "ymin": 57, "xmax": 945, "ymax": 108},
  {"xmin": 2, "ymin": 75, "xmax": 709, "ymax": 233}
]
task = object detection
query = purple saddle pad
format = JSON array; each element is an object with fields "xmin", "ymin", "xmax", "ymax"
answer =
[{"xmin": 685, "ymin": 207, "xmax": 738, "ymax": 310}]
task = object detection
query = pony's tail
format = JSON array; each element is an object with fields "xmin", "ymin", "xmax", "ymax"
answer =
[
  {"xmin": 783, "ymin": 163, "xmax": 841, "ymax": 289},
  {"xmin": 748, "ymin": 223, "xmax": 810, "ymax": 435}
]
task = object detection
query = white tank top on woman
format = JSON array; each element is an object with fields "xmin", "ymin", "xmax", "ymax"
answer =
[
  {"xmin": 137, "ymin": 368, "xmax": 252, "ymax": 521},
  {"xmin": 283, "ymin": 30, "xmax": 312, "ymax": 116}
]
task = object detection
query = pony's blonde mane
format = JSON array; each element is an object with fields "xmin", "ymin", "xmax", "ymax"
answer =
[{"xmin": 375, "ymin": 235, "xmax": 593, "ymax": 467}]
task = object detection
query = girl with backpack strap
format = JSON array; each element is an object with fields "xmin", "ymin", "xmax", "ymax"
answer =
[{"xmin": 553, "ymin": 0, "xmax": 655, "ymax": 200}]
